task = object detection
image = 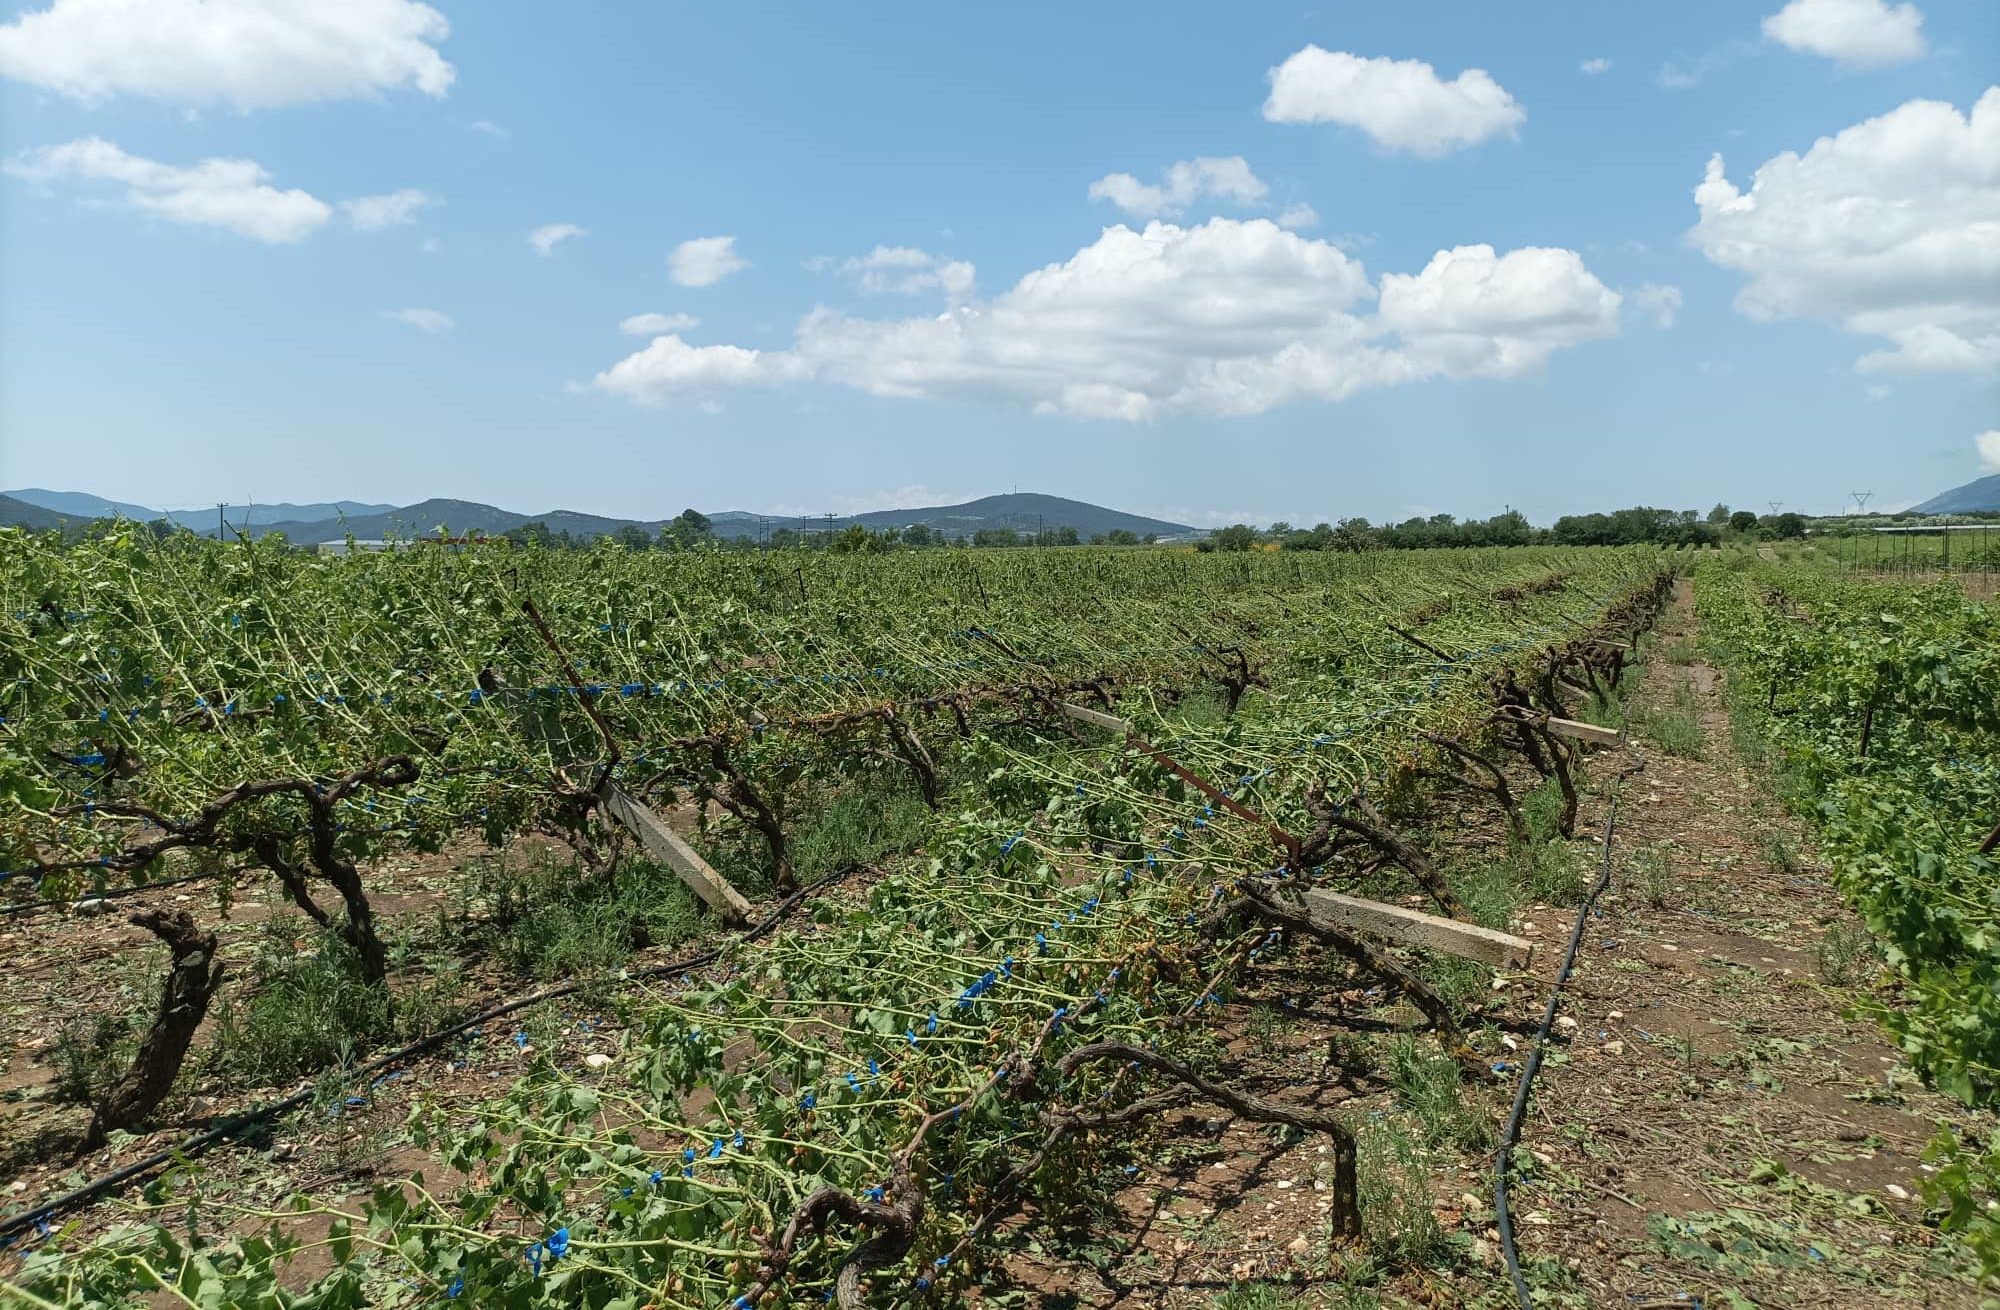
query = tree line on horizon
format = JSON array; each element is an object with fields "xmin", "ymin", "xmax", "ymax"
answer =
[
  {"xmin": 506, "ymin": 505, "xmax": 1789, "ymax": 553},
  {"xmin": 25, "ymin": 501, "xmax": 1989, "ymax": 554}
]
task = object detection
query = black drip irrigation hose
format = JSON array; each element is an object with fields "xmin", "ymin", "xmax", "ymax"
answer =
[
  {"xmin": 1494, "ymin": 748, "xmax": 1645, "ymax": 1309},
  {"xmin": 0, "ymin": 869, "xmax": 218, "ymax": 918},
  {"xmin": 0, "ymin": 864, "xmax": 857, "ymax": 1246}
]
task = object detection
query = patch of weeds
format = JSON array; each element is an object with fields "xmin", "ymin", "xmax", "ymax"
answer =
[
  {"xmin": 1521, "ymin": 837, "xmax": 1588, "ymax": 905},
  {"xmin": 1575, "ymin": 679, "xmax": 1628, "ymax": 733},
  {"xmin": 513, "ymin": 998, "xmax": 571, "ymax": 1056},
  {"xmin": 388, "ymin": 935, "xmax": 468, "ymax": 1041},
  {"xmin": 1760, "ymin": 830, "xmax": 1802, "ymax": 876},
  {"xmin": 308, "ymin": 1043, "xmax": 396, "ymax": 1177},
  {"xmin": 1355, "ymin": 1120, "xmax": 1446, "ymax": 1271},
  {"xmin": 1724, "ymin": 688, "xmax": 1773, "ymax": 771},
  {"xmin": 1661, "ymin": 638, "xmax": 1698, "ymax": 666},
  {"xmin": 1422, "ymin": 952, "xmax": 1491, "ymax": 1014},
  {"xmin": 485, "ymin": 853, "xmax": 707, "ymax": 981},
  {"xmin": 215, "ymin": 918, "xmax": 391, "ymax": 1086},
  {"xmin": 1623, "ymin": 842, "xmax": 1676, "ymax": 910},
  {"xmin": 1210, "ymin": 1282, "xmax": 1309, "ymax": 1310},
  {"xmin": 1386, "ymin": 1034, "xmax": 1492, "ymax": 1152},
  {"xmin": 1448, "ymin": 858, "xmax": 1518, "ymax": 932},
  {"xmin": 1521, "ymin": 780, "xmax": 1568, "ymax": 846},
  {"xmin": 1637, "ymin": 694, "xmax": 1704, "ymax": 759},
  {"xmin": 1243, "ymin": 1004, "xmax": 1293, "ymax": 1059},
  {"xmin": 51, "ymin": 1012, "xmax": 133, "ymax": 1106},
  {"xmin": 710, "ymin": 771, "xmax": 936, "ymax": 892},
  {"xmin": 1163, "ymin": 686, "xmax": 1233, "ymax": 731},
  {"xmin": 1325, "ymin": 1030, "xmax": 1380, "ymax": 1080},
  {"xmin": 1815, "ymin": 920, "xmax": 1880, "ymax": 989},
  {"xmin": 787, "ymin": 775, "xmax": 936, "ymax": 881}
]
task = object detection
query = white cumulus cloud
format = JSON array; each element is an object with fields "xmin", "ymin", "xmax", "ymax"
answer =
[
  {"xmin": 1376, "ymin": 244, "xmax": 1622, "ymax": 378},
  {"xmin": 669, "ymin": 235, "xmax": 748, "ymax": 287},
  {"xmin": 1688, "ymin": 88, "xmax": 2000, "ymax": 375},
  {"xmin": 619, "ymin": 312, "xmax": 700, "ymax": 336},
  {"xmin": 838, "ymin": 246, "xmax": 976, "ymax": 299},
  {"xmin": 593, "ymin": 334, "xmax": 808, "ymax": 400},
  {"xmin": 1979, "ymin": 430, "xmax": 2000, "ymax": 471},
  {"xmin": 1580, "ymin": 57, "xmax": 1612, "ymax": 75},
  {"xmin": 1763, "ymin": 0, "xmax": 1926, "ymax": 67},
  {"xmin": 383, "ymin": 307, "xmax": 452, "ymax": 333},
  {"xmin": 6, "ymin": 136, "xmax": 330, "ymax": 242},
  {"xmin": 592, "ymin": 217, "xmax": 1618, "ymax": 418},
  {"xmin": 1276, "ymin": 203, "xmax": 1319, "ymax": 231},
  {"xmin": 342, "ymin": 188, "xmax": 431, "ymax": 231},
  {"xmin": 1632, "ymin": 283, "xmax": 1684, "ymax": 327},
  {"xmin": 1087, "ymin": 156, "xmax": 1269, "ymax": 219},
  {"xmin": 528, "ymin": 222, "xmax": 585, "ymax": 256},
  {"xmin": 1262, "ymin": 47, "xmax": 1524, "ymax": 155},
  {"xmin": 0, "ymin": 0, "xmax": 453, "ymax": 108}
]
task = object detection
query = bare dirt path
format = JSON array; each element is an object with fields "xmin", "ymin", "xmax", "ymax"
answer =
[{"xmin": 1513, "ymin": 581, "xmax": 1990, "ymax": 1306}]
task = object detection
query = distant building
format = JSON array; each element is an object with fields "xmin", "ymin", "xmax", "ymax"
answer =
[{"xmin": 316, "ymin": 536, "xmax": 481, "ymax": 556}]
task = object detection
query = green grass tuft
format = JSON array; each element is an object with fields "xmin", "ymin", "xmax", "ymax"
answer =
[
  {"xmin": 1636, "ymin": 679, "xmax": 1705, "ymax": 759},
  {"xmin": 1356, "ymin": 1120, "xmax": 1447, "ymax": 1269},
  {"xmin": 1386, "ymin": 1034, "xmax": 1493, "ymax": 1153},
  {"xmin": 481, "ymin": 853, "xmax": 708, "ymax": 981},
  {"xmin": 214, "ymin": 920, "xmax": 392, "ymax": 1086}
]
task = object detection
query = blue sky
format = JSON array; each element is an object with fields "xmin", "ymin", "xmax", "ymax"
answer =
[{"xmin": 2, "ymin": 0, "xmax": 1995, "ymax": 527}]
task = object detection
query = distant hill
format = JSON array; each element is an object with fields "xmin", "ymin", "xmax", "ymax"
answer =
[
  {"xmin": 249, "ymin": 499, "xmax": 548, "ymax": 542},
  {"xmin": 1912, "ymin": 475, "xmax": 2000, "ymax": 515},
  {"xmin": 0, "ymin": 494, "xmax": 73, "ymax": 531},
  {"xmin": 3, "ymin": 488, "xmax": 1200, "ymax": 545},
  {"xmin": 856, "ymin": 493, "xmax": 1194, "ymax": 540},
  {"xmin": 168, "ymin": 500, "xmax": 395, "ymax": 530},
  {"xmin": 3, "ymin": 489, "xmax": 396, "ymax": 529},
  {"xmin": 5, "ymin": 488, "xmax": 160, "ymax": 520},
  {"xmin": 707, "ymin": 494, "xmax": 1198, "ymax": 541}
]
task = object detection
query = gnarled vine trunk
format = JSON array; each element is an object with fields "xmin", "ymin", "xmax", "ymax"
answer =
[{"xmin": 87, "ymin": 910, "xmax": 224, "ymax": 1145}]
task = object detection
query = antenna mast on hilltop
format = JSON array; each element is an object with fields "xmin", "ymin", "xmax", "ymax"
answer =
[{"xmin": 1850, "ymin": 491, "xmax": 1873, "ymax": 515}]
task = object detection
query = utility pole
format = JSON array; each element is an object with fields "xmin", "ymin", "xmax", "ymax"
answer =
[
  {"xmin": 1850, "ymin": 491, "xmax": 1873, "ymax": 515},
  {"xmin": 217, "ymin": 502, "xmax": 226, "ymax": 541}
]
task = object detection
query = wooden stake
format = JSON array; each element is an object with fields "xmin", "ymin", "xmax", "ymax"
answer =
[
  {"xmin": 1302, "ymin": 889, "xmax": 1534, "ymax": 967},
  {"xmin": 598, "ymin": 782, "xmax": 754, "ymax": 923},
  {"xmin": 1060, "ymin": 702, "xmax": 1132, "ymax": 734},
  {"xmin": 1545, "ymin": 716, "xmax": 1622, "ymax": 747}
]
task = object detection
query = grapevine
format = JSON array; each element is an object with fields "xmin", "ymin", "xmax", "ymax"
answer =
[{"xmin": 0, "ymin": 532, "xmax": 1674, "ymax": 1305}]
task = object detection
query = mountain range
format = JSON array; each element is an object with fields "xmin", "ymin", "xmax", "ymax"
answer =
[
  {"xmin": 4, "ymin": 488, "xmax": 396, "ymax": 531},
  {"xmin": 1911, "ymin": 474, "xmax": 2000, "ymax": 515},
  {"xmin": 0, "ymin": 490, "xmax": 1201, "ymax": 544}
]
